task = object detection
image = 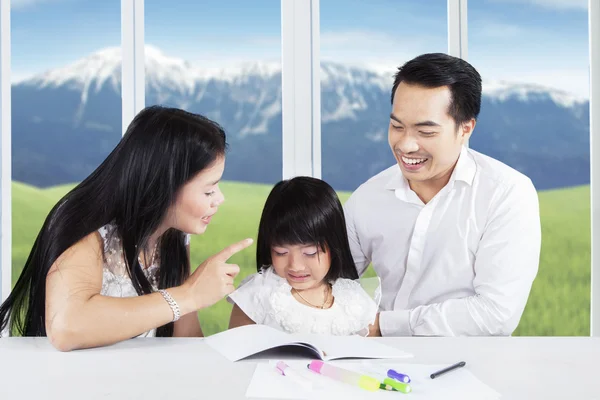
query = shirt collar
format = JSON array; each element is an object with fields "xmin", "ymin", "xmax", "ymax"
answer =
[
  {"xmin": 385, "ymin": 146, "xmax": 477, "ymax": 195},
  {"xmin": 452, "ymin": 145, "xmax": 477, "ymax": 186}
]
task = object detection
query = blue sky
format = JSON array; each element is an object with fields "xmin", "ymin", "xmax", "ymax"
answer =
[{"xmin": 9, "ymin": 0, "xmax": 590, "ymax": 97}]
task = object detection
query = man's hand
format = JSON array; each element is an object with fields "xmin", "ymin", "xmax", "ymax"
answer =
[{"xmin": 367, "ymin": 313, "xmax": 382, "ymax": 337}]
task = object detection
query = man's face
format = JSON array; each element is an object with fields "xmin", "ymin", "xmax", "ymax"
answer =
[{"xmin": 388, "ymin": 82, "xmax": 474, "ymax": 187}]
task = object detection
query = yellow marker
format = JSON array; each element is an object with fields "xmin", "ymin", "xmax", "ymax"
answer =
[{"xmin": 308, "ymin": 360, "xmax": 380, "ymax": 391}]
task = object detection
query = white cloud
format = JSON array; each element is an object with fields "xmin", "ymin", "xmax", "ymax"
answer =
[
  {"xmin": 177, "ymin": 30, "xmax": 437, "ymax": 70},
  {"xmin": 479, "ymin": 63, "xmax": 589, "ymax": 98},
  {"xmin": 11, "ymin": 0, "xmax": 48, "ymax": 10},
  {"xmin": 247, "ymin": 36, "xmax": 281, "ymax": 47},
  {"xmin": 321, "ymin": 31, "xmax": 395, "ymax": 48},
  {"xmin": 490, "ymin": 0, "xmax": 588, "ymax": 11},
  {"xmin": 320, "ymin": 28, "xmax": 589, "ymax": 98},
  {"xmin": 477, "ymin": 22, "xmax": 525, "ymax": 38},
  {"xmin": 178, "ymin": 28, "xmax": 588, "ymax": 98},
  {"xmin": 11, "ymin": 0, "xmax": 68, "ymax": 11},
  {"xmin": 320, "ymin": 30, "xmax": 444, "ymax": 69}
]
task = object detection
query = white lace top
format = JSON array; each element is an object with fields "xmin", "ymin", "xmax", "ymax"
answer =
[
  {"xmin": 0, "ymin": 223, "xmax": 190, "ymax": 338},
  {"xmin": 227, "ymin": 267, "xmax": 381, "ymax": 336},
  {"xmin": 99, "ymin": 223, "xmax": 190, "ymax": 338}
]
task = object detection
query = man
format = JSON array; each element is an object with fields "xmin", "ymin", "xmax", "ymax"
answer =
[{"xmin": 344, "ymin": 53, "xmax": 541, "ymax": 336}]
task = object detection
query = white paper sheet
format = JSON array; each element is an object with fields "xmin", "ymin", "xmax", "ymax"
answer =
[{"xmin": 246, "ymin": 360, "xmax": 502, "ymax": 400}]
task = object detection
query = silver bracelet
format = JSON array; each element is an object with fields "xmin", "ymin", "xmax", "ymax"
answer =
[{"xmin": 158, "ymin": 289, "xmax": 181, "ymax": 322}]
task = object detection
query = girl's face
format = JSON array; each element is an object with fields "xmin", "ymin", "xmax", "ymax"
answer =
[
  {"xmin": 168, "ymin": 157, "xmax": 225, "ymax": 235},
  {"xmin": 270, "ymin": 243, "xmax": 331, "ymax": 290}
]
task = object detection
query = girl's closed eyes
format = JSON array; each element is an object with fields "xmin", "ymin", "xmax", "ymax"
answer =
[{"xmin": 272, "ymin": 245, "xmax": 319, "ymax": 257}]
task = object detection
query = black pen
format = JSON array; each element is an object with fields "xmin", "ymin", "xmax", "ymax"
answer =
[{"xmin": 430, "ymin": 361, "xmax": 466, "ymax": 379}]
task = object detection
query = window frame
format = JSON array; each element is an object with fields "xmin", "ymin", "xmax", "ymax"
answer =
[
  {"xmin": 0, "ymin": 0, "xmax": 12, "ymax": 303},
  {"xmin": 0, "ymin": 0, "xmax": 597, "ymax": 336},
  {"xmin": 589, "ymin": 0, "xmax": 599, "ymax": 337}
]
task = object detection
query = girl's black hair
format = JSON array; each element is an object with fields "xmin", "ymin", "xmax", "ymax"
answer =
[
  {"xmin": 256, "ymin": 176, "xmax": 359, "ymax": 281},
  {"xmin": 0, "ymin": 105, "xmax": 227, "ymax": 337}
]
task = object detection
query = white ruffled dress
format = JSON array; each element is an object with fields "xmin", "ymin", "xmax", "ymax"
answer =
[{"xmin": 227, "ymin": 267, "xmax": 381, "ymax": 336}]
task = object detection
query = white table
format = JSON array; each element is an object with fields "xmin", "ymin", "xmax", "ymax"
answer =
[{"xmin": 1, "ymin": 337, "xmax": 599, "ymax": 399}]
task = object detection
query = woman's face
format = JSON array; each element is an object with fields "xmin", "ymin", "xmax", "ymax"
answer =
[{"xmin": 168, "ymin": 157, "xmax": 225, "ymax": 235}]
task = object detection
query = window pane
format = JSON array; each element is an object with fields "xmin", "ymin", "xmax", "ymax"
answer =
[
  {"xmin": 145, "ymin": 0, "xmax": 282, "ymax": 335},
  {"xmin": 11, "ymin": 1, "xmax": 121, "ymax": 285},
  {"xmin": 468, "ymin": 1, "xmax": 590, "ymax": 335},
  {"xmin": 320, "ymin": 1, "xmax": 447, "ymax": 193},
  {"xmin": 320, "ymin": 1, "xmax": 447, "ymax": 278}
]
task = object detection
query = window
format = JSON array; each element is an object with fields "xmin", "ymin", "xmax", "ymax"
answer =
[
  {"xmin": 145, "ymin": 0, "xmax": 282, "ymax": 335},
  {"xmin": 320, "ymin": 0, "xmax": 447, "ymax": 192},
  {"xmin": 468, "ymin": 0, "xmax": 590, "ymax": 335},
  {"xmin": 320, "ymin": 0, "xmax": 447, "ymax": 277},
  {"xmin": 11, "ymin": 0, "xmax": 122, "ymax": 290},
  {"xmin": 2, "ymin": 0, "xmax": 596, "ymax": 338}
]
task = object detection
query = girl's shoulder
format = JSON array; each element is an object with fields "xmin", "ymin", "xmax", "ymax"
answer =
[
  {"xmin": 227, "ymin": 267, "xmax": 287, "ymax": 323},
  {"xmin": 326, "ymin": 276, "xmax": 381, "ymax": 336},
  {"xmin": 331, "ymin": 276, "xmax": 382, "ymax": 310}
]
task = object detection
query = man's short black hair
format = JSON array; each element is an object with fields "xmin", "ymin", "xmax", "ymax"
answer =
[{"xmin": 392, "ymin": 53, "xmax": 482, "ymax": 126}]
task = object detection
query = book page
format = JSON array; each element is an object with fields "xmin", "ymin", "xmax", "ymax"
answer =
[
  {"xmin": 205, "ymin": 324, "xmax": 413, "ymax": 362},
  {"xmin": 292, "ymin": 333, "xmax": 413, "ymax": 360},
  {"xmin": 204, "ymin": 325, "xmax": 321, "ymax": 361}
]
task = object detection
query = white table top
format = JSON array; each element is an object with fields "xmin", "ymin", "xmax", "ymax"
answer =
[{"xmin": 1, "ymin": 336, "xmax": 599, "ymax": 400}]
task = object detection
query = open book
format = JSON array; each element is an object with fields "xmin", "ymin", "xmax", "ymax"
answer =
[{"xmin": 204, "ymin": 324, "xmax": 413, "ymax": 362}]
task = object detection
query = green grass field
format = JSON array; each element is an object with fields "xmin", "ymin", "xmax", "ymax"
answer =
[{"xmin": 10, "ymin": 181, "xmax": 591, "ymax": 336}]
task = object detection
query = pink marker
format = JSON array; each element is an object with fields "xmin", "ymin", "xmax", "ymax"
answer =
[
  {"xmin": 307, "ymin": 360, "xmax": 380, "ymax": 392},
  {"xmin": 276, "ymin": 361, "xmax": 313, "ymax": 390}
]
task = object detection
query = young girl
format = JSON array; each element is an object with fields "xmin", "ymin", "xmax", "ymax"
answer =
[
  {"xmin": 0, "ymin": 106, "xmax": 252, "ymax": 350},
  {"xmin": 228, "ymin": 177, "xmax": 381, "ymax": 336}
]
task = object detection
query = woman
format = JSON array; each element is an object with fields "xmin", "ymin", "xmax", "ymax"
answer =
[{"xmin": 0, "ymin": 105, "xmax": 252, "ymax": 351}]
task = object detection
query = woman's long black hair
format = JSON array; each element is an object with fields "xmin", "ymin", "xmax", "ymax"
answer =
[
  {"xmin": 256, "ymin": 176, "xmax": 359, "ymax": 282},
  {"xmin": 0, "ymin": 105, "xmax": 227, "ymax": 337}
]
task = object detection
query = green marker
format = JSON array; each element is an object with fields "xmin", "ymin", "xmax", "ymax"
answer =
[
  {"xmin": 379, "ymin": 383, "xmax": 398, "ymax": 391},
  {"xmin": 383, "ymin": 378, "xmax": 412, "ymax": 394}
]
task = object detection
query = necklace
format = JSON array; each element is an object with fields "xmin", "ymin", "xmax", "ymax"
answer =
[
  {"xmin": 293, "ymin": 284, "xmax": 332, "ymax": 309},
  {"xmin": 138, "ymin": 243, "xmax": 159, "ymax": 288},
  {"xmin": 138, "ymin": 242, "xmax": 158, "ymax": 269}
]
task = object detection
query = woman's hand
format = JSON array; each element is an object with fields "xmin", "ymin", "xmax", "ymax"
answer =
[{"xmin": 180, "ymin": 238, "xmax": 253, "ymax": 311}]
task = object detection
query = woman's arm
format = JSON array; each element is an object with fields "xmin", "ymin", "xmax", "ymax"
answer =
[
  {"xmin": 45, "ymin": 232, "xmax": 250, "ymax": 351},
  {"xmin": 173, "ymin": 239, "xmax": 203, "ymax": 337},
  {"xmin": 45, "ymin": 232, "xmax": 197, "ymax": 351},
  {"xmin": 228, "ymin": 304, "xmax": 256, "ymax": 329}
]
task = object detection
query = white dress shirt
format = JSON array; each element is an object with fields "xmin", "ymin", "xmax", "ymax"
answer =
[{"xmin": 344, "ymin": 146, "xmax": 541, "ymax": 336}]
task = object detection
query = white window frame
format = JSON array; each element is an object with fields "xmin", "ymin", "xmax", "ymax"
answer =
[
  {"xmin": 281, "ymin": 0, "xmax": 321, "ymax": 179},
  {"xmin": 447, "ymin": 0, "xmax": 469, "ymax": 146},
  {"xmin": 0, "ymin": 0, "xmax": 597, "ymax": 337},
  {"xmin": 0, "ymin": 0, "xmax": 11, "ymax": 303},
  {"xmin": 589, "ymin": 0, "xmax": 600, "ymax": 337},
  {"xmin": 121, "ymin": 0, "xmax": 145, "ymax": 136},
  {"xmin": 447, "ymin": 0, "xmax": 468, "ymax": 60}
]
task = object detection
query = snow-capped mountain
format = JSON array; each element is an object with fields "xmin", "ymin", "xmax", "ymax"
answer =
[
  {"xmin": 483, "ymin": 81, "xmax": 587, "ymax": 108},
  {"xmin": 11, "ymin": 46, "xmax": 590, "ymax": 191}
]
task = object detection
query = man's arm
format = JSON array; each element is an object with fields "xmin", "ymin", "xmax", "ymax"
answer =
[
  {"xmin": 377, "ymin": 177, "xmax": 541, "ymax": 336},
  {"xmin": 343, "ymin": 193, "xmax": 371, "ymax": 276}
]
